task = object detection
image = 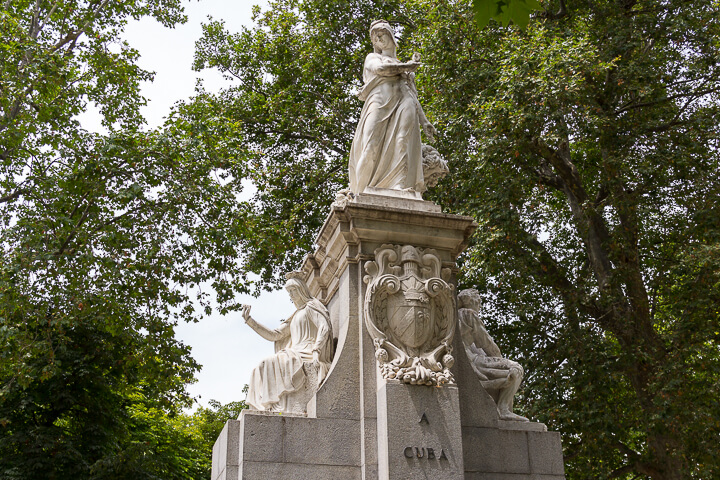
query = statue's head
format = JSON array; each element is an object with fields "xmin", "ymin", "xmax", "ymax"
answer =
[
  {"xmin": 457, "ymin": 288, "xmax": 481, "ymax": 312},
  {"xmin": 369, "ymin": 19, "xmax": 397, "ymax": 53},
  {"xmin": 284, "ymin": 271, "xmax": 313, "ymax": 308}
]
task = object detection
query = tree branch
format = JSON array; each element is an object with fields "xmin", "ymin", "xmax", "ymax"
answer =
[
  {"xmin": 534, "ymin": 159, "xmax": 565, "ymax": 190},
  {"xmin": 616, "ymin": 85, "xmax": 720, "ymax": 115},
  {"xmin": 540, "ymin": 0, "xmax": 567, "ymax": 20},
  {"xmin": 502, "ymin": 220, "xmax": 605, "ymax": 322},
  {"xmin": 531, "ymin": 138, "xmax": 615, "ymax": 291},
  {"xmin": 55, "ymin": 201, "xmax": 93, "ymax": 256},
  {"xmin": 30, "ymin": 0, "xmax": 43, "ymax": 39},
  {"xmin": 0, "ymin": 188, "xmax": 28, "ymax": 204},
  {"xmin": 254, "ymin": 127, "xmax": 348, "ymax": 157},
  {"xmin": 40, "ymin": 1, "xmax": 61, "ymax": 33},
  {"xmin": 609, "ymin": 464, "xmax": 638, "ymax": 479},
  {"xmin": 52, "ymin": 0, "xmax": 110, "ymax": 53}
]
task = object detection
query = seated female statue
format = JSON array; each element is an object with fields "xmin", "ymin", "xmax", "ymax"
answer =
[{"xmin": 242, "ymin": 274, "xmax": 334, "ymax": 413}]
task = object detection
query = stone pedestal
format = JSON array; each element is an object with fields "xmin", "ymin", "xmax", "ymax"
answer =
[
  {"xmin": 377, "ymin": 381, "xmax": 464, "ymax": 480},
  {"xmin": 211, "ymin": 192, "xmax": 566, "ymax": 480}
]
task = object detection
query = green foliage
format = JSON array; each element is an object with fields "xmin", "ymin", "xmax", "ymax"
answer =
[
  {"xmin": 0, "ymin": 1, "xmax": 252, "ymax": 477},
  {"xmin": 190, "ymin": 0, "xmax": 416, "ymax": 287},
  {"xmin": 2, "ymin": 0, "xmax": 718, "ymax": 477},
  {"xmin": 414, "ymin": 2, "xmax": 720, "ymax": 476},
  {"xmin": 181, "ymin": 398, "xmax": 247, "ymax": 479},
  {"xmin": 472, "ymin": 0, "xmax": 542, "ymax": 30},
  {"xmin": 188, "ymin": 0, "xmax": 720, "ymax": 478}
]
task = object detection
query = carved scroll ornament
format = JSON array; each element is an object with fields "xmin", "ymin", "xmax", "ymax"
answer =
[{"xmin": 363, "ymin": 244, "xmax": 456, "ymax": 386}]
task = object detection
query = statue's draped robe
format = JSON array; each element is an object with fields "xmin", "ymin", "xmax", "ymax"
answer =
[
  {"xmin": 246, "ymin": 299, "xmax": 333, "ymax": 411},
  {"xmin": 458, "ymin": 308, "xmax": 523, "ymax": 383},
  {"xmin": 349, "ymin": 52, "xmax": 423, "ymax": 194}
]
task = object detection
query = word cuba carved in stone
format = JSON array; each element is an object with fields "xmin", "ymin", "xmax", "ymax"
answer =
[
  {"xmin": 403, "ymin": 446, "xmax": 449, "ymax": 460},
  {"xmin": 363, "ymin": 244, "xmax": 456, "ymax": 386}
]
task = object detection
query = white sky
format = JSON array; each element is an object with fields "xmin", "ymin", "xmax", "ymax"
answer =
[{"xmin": 100, "ymin": 0, "xmax": 295, "ymax": 408}]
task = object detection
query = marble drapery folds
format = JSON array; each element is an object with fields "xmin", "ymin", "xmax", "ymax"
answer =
[
  {"xmin": 348, "ymin": 20, "xmax": 434, "ymax": 195},
  {"xmin": 244, "ymin": 282, "xmax": 334, "ymax": 413},
  {"xmin": 348, "ymin": 52, "xmax": 423, "ymax": 194}
]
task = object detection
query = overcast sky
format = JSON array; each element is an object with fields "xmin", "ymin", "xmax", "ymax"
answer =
[{"xmin": 93, "ymin": 0, "xmax": 296, "ymax": 408}]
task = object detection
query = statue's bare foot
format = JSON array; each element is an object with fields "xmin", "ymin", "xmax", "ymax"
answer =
[{"xmin": 498, "ymin": 410, "xmax": 529, "ymax": 422}]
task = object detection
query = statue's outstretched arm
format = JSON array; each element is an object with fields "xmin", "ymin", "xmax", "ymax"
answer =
[
  {"xmin": 242, "ymin": 304, "xmax": 289, "ymax": 342},
  {"xmin": 374, "ymin": 60, "xmax": 420, "ymax": 77}
]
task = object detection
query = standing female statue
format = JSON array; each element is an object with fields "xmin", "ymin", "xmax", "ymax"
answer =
[
  {"xmin": 242, "ymin": 273, "xmax": 334, "ymax": 413},
  {"xmin": 349, "ymin": 20, "xmax": 436, "ymax": 195}
]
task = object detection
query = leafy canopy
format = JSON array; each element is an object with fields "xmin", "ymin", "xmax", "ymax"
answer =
[
  {"xmin": 472, "ymin": 0, "xmax": 543, "ymax": 30},
  {"xmin": 1, "ymin": 1, "xmax": 252, "ymax": 477}
]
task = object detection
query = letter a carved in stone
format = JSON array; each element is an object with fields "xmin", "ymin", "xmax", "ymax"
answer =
[{"xmin": 363, "ymin": 244, "xmax": 456, "ymax": 386}]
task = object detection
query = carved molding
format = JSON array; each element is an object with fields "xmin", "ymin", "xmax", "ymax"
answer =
[{"xmin": 363, "ymin": 244, "xmax": 456, "ymax": 386}]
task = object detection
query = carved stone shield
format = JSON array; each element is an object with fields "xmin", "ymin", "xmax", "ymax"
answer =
[
  {"xmin": 387, "ymin": 297, "xmax": 431, "ymax": 350},
  {"xmin": 363, "ymin": 244, "xmax": 456, "ymax": 386}
]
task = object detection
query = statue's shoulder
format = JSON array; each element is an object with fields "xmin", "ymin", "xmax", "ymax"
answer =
[{"xmin": 306, "ymin": 298, "xmax": 330, "ymax": 317}]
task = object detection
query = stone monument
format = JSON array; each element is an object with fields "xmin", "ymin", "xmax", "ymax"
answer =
[{"xmin": 211, "ymin": 19, "xmax": 565, "ymax": 480}]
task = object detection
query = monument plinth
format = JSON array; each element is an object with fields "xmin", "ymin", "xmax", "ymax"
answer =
[{"xmin": 211, "ymin": 192, "xmax": 565, "ymax": 479}]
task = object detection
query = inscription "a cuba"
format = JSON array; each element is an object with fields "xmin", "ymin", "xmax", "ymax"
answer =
[{"xmin": 403, "ymin": 447, "xmax": 449, "ymax": 460}]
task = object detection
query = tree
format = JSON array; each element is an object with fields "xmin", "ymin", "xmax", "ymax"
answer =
[
  {"xmin": 472, "ymin": 0, "xmax": 542, "ymax": 30},
  {"xmin": 181, "ymin": 398, "xmax": 247, "ymax": 479},
  {"xmin": 0, "ymin": 2, "xmax": 253, "ymax": 477},
  {"xmin": 190, "ymin": 0, "xmax": 720, "ymax": 478},
  {"xmin": 414, "ymin": 2, "xmax": 720, "ymax": 478}
]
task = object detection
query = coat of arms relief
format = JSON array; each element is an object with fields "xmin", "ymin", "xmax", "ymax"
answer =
[{"xmin": 363, "ymin": 244, "xmax": 456, "ymax": 386}]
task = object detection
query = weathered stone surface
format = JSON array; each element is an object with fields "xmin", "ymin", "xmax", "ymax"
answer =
[
  {"xmin": 462, "ymin": 427, "xmax": 565, "ymax": 477},
  {"xmin": 528, "ymin": 431, "xmax": 565, "ymax": 475},
  {"xmin": 463, "ymin": 427, "xmax": 531, "ymax": 474},
  {"xmin": 465, "ymin": 474, "xmax": 566, "ymax": 480},
  {"xmin": 377, "ymin": 381, "xmax": 464, "ymax": 480},
  {"xmin": 357, "ymin": 189, "xmax": 442, "ymax": 212},
  {"xmin": 237, "ymin": 411, "xmax": 284, "ymax": 464},
  {"xmin": 500, "ymin": 420, "xmax": 548, "ymax": 432},
  {"xmin": 308, "ymin": 197, "xmax": 477, "ymax": 289},
  {"xmin": 283, "ymin": 416, "xmax": 361, "ymax": 466},
  {"xmin": 212, "ymin": 191, "xmax": 565, "ymax": 480},
  {"xmin": 309, "ymin": 268, "xmax": 361, "ymax": 420},
  {"xmin": 211, "ymin": 420, "xmax": 240, "ymax": 480},
  {"xmin": 241, "ymin": 462, "xmax": 361, "ymax": 480},
  {"xmin": 237, "ymin": 411, "xmax": 361, "ymax": 466}
]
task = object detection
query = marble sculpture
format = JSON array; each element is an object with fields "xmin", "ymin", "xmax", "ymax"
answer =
[
  {"xmin": 458, "ymin": 288, "xmax": 529, "ymax": 421},
  {"xmin": 242, "ymin": 272, "xmax": 334, "ymax": 414},
  {"xmin": 363, "ymin": 244, "xmax": 456, "ymax": 386},
  {"xmin": 349, "ymin": 19, "xmax": 436, "ymax": 195}
]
